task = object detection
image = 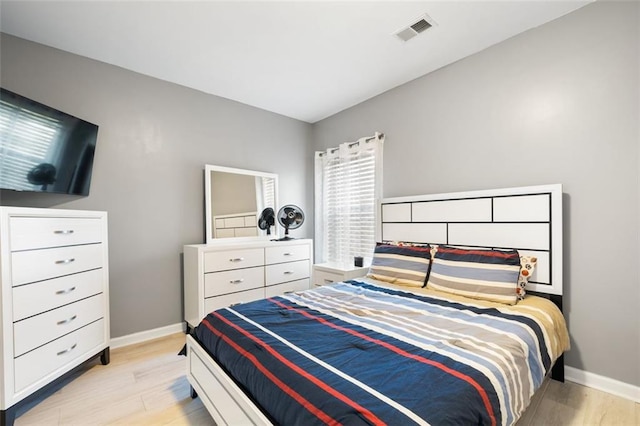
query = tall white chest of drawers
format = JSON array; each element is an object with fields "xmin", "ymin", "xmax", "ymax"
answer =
[
  {"xmin": 183, "ymin": 238, "xmax": 312, "ymax": 330},
  {"xmin": 0, "ymin": 207, "xmax": 110, "ymax": 426}
]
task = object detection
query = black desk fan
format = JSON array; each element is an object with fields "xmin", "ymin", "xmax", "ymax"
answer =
[
  {"xmin": 258, "ymin": 208, "xmax": 275, "ymax": 235},
  {"xmin": 274, "ymin": 204, "xmax": 304, "ymax": 241}
]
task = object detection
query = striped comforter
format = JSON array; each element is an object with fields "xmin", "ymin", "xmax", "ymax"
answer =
[{"xmin": 194, "ymin": 279, "xmax": 568, "ymax": 426}]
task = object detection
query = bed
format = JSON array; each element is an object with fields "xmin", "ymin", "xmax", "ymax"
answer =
[{"xmin": 185, "ymin": 184, "xmax": 568, "ymax": 425}]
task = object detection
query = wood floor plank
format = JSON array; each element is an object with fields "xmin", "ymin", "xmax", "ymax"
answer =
[
  {"xmin": 516, "ymin": 377, "xmax": 551, "ymax": 425},
  {"xmin": 14, "ymin": 333, "xmax": 187, "ymax": 425},
  {"xmin": 111, "ymin": 397, "xmax": 213, "ymax": 426},
  {"xmin": 579, "ymin": 385, "xmax": 639, "ymax": 425},
  {"xmin": 140, "ymin": 375, "xmax": 193, "ymax": 412},
  {"xmin": 14, "ymin": 403, "xmax": 60, "ymax": 426},
  {"xmin": 166, "ymin": 405, "xmax": 216, "ymax": 426},
  {"xmin": 529, "ymin": 380, "xmax": 588, "ymax": 425},
  {"xmin": 60, "ymin": 395, "xmax": 147, "ymax": 425}
]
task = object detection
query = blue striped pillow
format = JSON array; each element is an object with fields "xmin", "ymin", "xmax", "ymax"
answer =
[
  {"xmin": 427, "ymin": 246, "xmax": 521, "ymax": 304},
  {"xmin": 367, "ymin": 244, "xmax": 432, "ymax": 288}
]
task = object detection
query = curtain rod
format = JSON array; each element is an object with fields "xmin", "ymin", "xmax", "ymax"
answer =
[
  {"xmin": 347, "ymin": 132, "xmax": 384, "ymax": 148},
  {"xmin": 364, "ymin": 132, "xmax": 385, "ymax": 142},
  {"xmin": 317, "ymin": 132, "xmax": 384, "ymax": 156}
]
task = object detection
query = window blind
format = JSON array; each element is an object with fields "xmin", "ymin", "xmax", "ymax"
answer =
[
  {"xmin": 315, "ymin": 133, "xmax": 384, "ymax": 264},
  {"xmin": 0, "ymin": 99, "xmax": 63, "ymax": 189},
  {"xmin": 262, "ymin": 176, "xmax": 275, "ymax": 211}
]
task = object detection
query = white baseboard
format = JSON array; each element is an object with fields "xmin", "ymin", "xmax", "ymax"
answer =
[
  {"xmin": 110, "ymin": 323, "xmax": 185, "ymax": 349},
  {"xmin": 565, "ymin": 366, "xmax": 640, "ymax": 403}
]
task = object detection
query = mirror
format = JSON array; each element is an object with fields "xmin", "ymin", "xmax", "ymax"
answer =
[{"xmin": 205, "ymin": 165, "xmax": 278, "ymax": 243}]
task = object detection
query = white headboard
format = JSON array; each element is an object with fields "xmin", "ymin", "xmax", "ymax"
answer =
[{"xmin": 378, "ymin": 184, "xmax": 563, "ymax": 297}]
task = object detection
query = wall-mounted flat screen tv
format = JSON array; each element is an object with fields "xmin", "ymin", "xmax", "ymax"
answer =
[{"xmin": 0, "ymin": 88, "xmax": 99, "ymax": 196}]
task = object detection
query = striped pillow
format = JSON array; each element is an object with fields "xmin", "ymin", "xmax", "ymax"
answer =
[
  {"xmin": 367, "ymin": 244, "xmax": 432, "ymax": 288},
  {"xmin": 427, "ymin": 246, "xmax": 521, "ymax": 305}
]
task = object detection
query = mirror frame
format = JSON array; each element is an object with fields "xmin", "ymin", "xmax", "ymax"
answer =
[{"xmin": 204, "ymin": 164, "xmax": 279, "ymax": 244}]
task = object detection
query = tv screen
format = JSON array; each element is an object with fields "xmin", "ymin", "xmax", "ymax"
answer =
[{"xmin": 0, "ymin": 88, "xmax": 99, "ymax": 196}]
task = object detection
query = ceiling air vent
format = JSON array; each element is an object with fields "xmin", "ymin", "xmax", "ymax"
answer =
[{"xmin": 395, "ymin": 15, "xmax": 434, "ymax": 42}]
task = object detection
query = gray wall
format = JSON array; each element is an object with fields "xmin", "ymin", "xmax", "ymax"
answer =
[
  {"xmin": 0, "ymin": 34, "xmax": 314, "ymax": 338},
  {"xmin": 313, "ymin": 2, "xmax": 639, "ymax": 387}
]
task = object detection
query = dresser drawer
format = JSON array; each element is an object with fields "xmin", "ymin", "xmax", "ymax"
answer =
[
  {"xmin": 244, "ymin": 216, "xmax": 257, "ymax": 227},
  {"xmin": 204, "ymin": 288, "xmax": 265, "ymax": 313},
  {"xmin": 224, "ymin": 217, "xmax": 245, "ymax": 228},
  {"xmin": 14, "ymin": 319, "xmax": 106, "ymax": 392},
  {"xmin": 265, "ymin": 279, "xmax": 310, "ymax": 298},
  {"xmin": 13, "ymin": 269, "xmax": 104, "ymax": 321},
  {"xmin": 10, "ymin": 217, "xmax": 103, "ymax": 251},
  {"xmin": 14, "ymin": 294, "xmax": 105, "ymax": 357},
  {"xmin": 204, "ymin": 266, "xmax": 264, "ymax": 297},
  {"xmin": 216, "ymin": 229, "xmax": 235, "ymax": 238},
  {"xmin": 265, "ymin": 244, "xmax": 310, "ymax": 265},
  {"xmin": 11, "ymin": 244, "xmax": 103, "ymax": 286},
  {"xmin": 203, "ymin": 248, "xmax": 264, "ymax": 273},
  {"xmin": 265, "ymin": 259, "xmax": 310, "ymax": 286}
]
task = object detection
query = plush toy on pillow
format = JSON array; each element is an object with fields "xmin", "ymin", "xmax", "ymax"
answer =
[{"xmin": 517, "ymin": 256, "xmax": 537, "ymax": 299}]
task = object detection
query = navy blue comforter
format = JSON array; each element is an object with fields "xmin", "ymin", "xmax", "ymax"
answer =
[{"xmin": 195, "ymin": 280, "xmax": 560, "ymax": 426}]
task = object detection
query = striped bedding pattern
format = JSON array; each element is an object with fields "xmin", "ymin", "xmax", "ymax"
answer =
[
  {"xmin": 194, "ymin": 280, "xmax": 565, "ymax": 426},
  {"xmin": 427, "ymin": 246, "xmax": 521, "ymax": 305}
]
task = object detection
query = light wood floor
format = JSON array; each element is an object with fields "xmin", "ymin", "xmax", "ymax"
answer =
[{"xmin": 14, "ymin": 332, "xmax": 640, "ymax": 425}]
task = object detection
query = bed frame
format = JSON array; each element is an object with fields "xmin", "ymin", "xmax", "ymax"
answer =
[{"xmin": 185, "ymin": 184, "xmax": 564, "ymax": 425}]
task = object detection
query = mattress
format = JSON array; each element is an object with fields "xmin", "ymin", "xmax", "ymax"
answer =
[{"xmin": 194, "ymin": 278, "xmax": 569, "ymax": 426}]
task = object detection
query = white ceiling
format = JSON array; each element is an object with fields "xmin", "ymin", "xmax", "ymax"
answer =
[{"xmin": 0, "ymin": 1, "xmax": 591, "ymax": 123}]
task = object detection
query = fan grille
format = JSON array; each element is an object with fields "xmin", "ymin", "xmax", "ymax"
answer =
[{"xmin": 277, "ymin": 205, "xmax": 305, "ymax": 236}]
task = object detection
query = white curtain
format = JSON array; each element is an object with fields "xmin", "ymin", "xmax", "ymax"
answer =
[{"xmin": 315, "ymin": 132, "xmax": 384, "ymax": 264}]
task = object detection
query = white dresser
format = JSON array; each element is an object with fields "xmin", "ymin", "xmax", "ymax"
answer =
[
  {"xmin": 0, "ymin": 207, "xmax": 110, "ymax": 426},
  {"xmin": 183, "ymin": 238, "xmax": 312, "ymax": 330}
]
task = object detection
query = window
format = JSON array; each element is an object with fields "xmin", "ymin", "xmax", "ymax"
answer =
[{"xmin": 315, "ymin": 132, "xmax": 384, "ymax": 264}]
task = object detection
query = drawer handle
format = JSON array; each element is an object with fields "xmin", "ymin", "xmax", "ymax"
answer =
[
  {"xmin": 57, "ymin": 343, "xmax": 77, "ymax": 356},
  {"xmin": 229, "ymin": 279, "xmax": 244, "ymax": 284},
  {"xmin": 283, "ymin": 290, "xmax": 294, "ymax": 295},
  {"xmin": 54, "ymin": 230, "xmax": 75, "ymax": 235},
  {"xmin": 283, "ymin": 252, "xmax": 292, "ymax": 256},
  {"xmin": 57, "ymin": 315, "xmax": 77, "ymax": 325},
  {"xmin": 284, "ymin": 271, "xmax": 294, "ymax": 275},
  {"xmin": 55, "ymin": 258, "xmax": 76, "ymax": 265},
  {"xmin": 56, "ymin": 286, "xmax": 77, "ymax": 295},
  {"xmin": 229, "ymin": 302, "xmax": 241, "ymax": 307},
  {"xmin": 229, "ymin": 257, "xmax": 244, "ymax": 262}
]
